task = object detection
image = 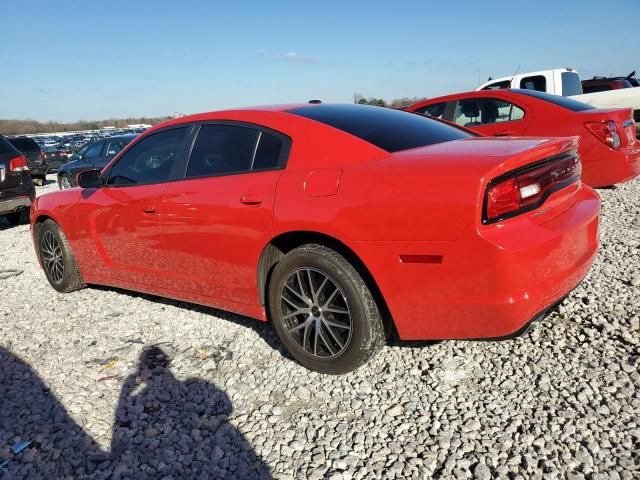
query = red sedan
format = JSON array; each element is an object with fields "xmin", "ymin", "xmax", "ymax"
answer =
[
  {"xmin": 30, "ymin": 104, "xmax": 600, "ymax": 374},
  {"xmin": 406, "ymin": 89, "xmax": 640, "ymax": 187}
]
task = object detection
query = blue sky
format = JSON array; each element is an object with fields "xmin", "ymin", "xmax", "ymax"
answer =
[{"xmin": 1, "ymin": 0, "xmax": 638, "ymax": 121}]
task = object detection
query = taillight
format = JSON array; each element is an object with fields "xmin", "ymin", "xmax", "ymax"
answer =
[
  {"xmin": 483, "ymin": 151, "xmax": 581, "ymax": 224},
  {"xmin": 9, "ymin": 155, "xmax": 29, "ymax": 172},
  {"xmin": 585, "ymin": 120, "xmax": 621, "ymax": 149}
]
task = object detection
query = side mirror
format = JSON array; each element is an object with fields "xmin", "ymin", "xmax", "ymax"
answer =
[{"xmin": 77, "ymin": 169, "xmax": 103, "ymax": 188}]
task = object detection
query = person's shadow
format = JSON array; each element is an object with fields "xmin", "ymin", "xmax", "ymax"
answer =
[
  {"xmin": 112, "ymin": 346, "xmax": 271, "ymax": 479},
  {"xmin": 0, "ymin": 346, "xmax": 271, "ymax": 479}
]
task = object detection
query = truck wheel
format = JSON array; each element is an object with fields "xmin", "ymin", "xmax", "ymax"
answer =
[
  {"xmin": 37, "ymin": 219, "xmax": 86, "ymax": 293},
  {"xmin": 268, "ymin": 244, "xmax": 386, "ymax": 374}
]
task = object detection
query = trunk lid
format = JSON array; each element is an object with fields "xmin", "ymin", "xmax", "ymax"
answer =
[{"xmin": 395, "ymin": 136, "xmax": 582, "ymax": 225}]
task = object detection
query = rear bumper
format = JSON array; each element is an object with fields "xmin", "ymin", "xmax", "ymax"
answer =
[
  {"xmin": 351, "ymin": 186, "xmax": 600, "ymax": 340},
  {"xmin": 0, "ymin": 195, "xmax": 32, "ymax": 216},
  {"xmin": 582, "ymin": 144, "xmax": 640, "ymax": 187}
]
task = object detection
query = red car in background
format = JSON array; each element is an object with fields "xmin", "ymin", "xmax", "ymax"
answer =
[
  {"xmin": 30, "ymin": 104, "xmax": 599, "ymax": 373},
  {"xmin": 406, "ymin": 89, "xmax": 640, "ymax": 187}
]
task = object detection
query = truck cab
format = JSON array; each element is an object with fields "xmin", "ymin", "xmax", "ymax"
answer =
[{"xmin": 477, "ymin": 68, "xmax": 583, "ymax": 96}]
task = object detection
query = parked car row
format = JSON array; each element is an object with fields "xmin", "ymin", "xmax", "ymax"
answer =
[{"xmin": 29, "ymin": 102, "xmax": 614, "ymax": 373}]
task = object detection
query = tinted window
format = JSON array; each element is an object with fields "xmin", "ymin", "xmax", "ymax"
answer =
[
  {"xmin": 520, "ymin": 75, "xmax": 546, "ymax": 92},
  {"xmin": 7, "ymin": 137, "xmax": 40, "ymax": 152},
  {"xmin": 84, "ymin": 141, "xmax": 103, "ymax": 158},
  {"xmin": 104, "ymin": 138, "xmax": 132, "ymax": 157},
  {"xmin": 288, "ymin": 104, "xmax": 471, "ymax": 152},
  {"xmin": 414, "ymin": 102, "xmax": 447, "ymax": 119},
  {"xmin": 0, "ymin": 137, "xmax": 19, "ymax": 156},
  {"xmin": 107, "ymin": 127, "xmax": 188, "ymax": 185},
  {"xmin": 454, "ymin": 98, "xmax": 525, "ymax": 126},
  {"xmin": 561, "ymin": 72, "xmax": 583, "ymax": 96},
  {"xmin": 252, "ymin": 132, "xmax": 285, "ymax": 170},
  {"xmin": 512, "ymin": 89, "xmax": 594, "ymax": 112},
  {"xmin": 186, "ymin": 125, "xmax": 258, "ymax": 178},
  {"xmin": 582, "ymin": 84, "xmax": 611, "ymax": 94},
  {"xmin": 481, "ymin": 80, "xmax": 511, "ymax": 90}
]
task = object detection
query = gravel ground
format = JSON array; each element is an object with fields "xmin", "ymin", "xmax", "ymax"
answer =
[{"xmin": 0, "ymin": 175, "xmax": 638, "ymax": 479}]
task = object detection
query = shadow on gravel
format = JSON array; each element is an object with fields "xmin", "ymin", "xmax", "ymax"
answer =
[
  {"xmin": 91, "ymin": 285, "xmax": 291, "ymax": 360},
  {"xmin": 0, "ymin": 346, "xmax": 272, "ymax": 479}
]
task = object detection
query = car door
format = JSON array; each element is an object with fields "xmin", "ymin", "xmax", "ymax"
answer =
[
  {"xmin": 452, "ymin": 97, "xmax": 530, "ymax": 136},
  {"xmin": 74, "ymin": 126, "xmax": 192, "ymax": 286},
  {"xmin": 160, "ymin": 122, "xmax": 290, "ymax": 306}
]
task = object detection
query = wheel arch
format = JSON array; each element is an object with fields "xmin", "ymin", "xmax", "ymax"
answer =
[{"xmin": 257, "ymin": 230, "xmax": 395, "ymax": 336}]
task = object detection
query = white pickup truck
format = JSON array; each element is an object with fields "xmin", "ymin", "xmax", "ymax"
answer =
[{"xmin": 476, "ymin": 68, "xmax": 640, "ymax": 127}]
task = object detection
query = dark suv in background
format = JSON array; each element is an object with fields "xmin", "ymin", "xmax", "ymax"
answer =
[
  {"xmin": 6, "ymin": 136, "xmax": 48, "ymax": 185},
  {"xmin": 0, "ymin": 136, "xmax": 35, "ymax": 225},
  {"xmin": 57, "ymin": 134, "xmax": 136, "ymax": 188}
]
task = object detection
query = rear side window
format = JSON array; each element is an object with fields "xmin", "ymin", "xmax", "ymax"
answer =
[
  {"xmin": 252, "ymin": 132, "xmax": 286, "ymax": 170},
  {"xmin": 186, "ymin": 125, "xmax": 259, "ymax": 178},
  {"xmin": 512, "ymin": 89, "xmax": 594, "ymax": 112},
  {"xmin": 520, "ymin": 75, "xmax": 546, "ymax": 92},
  {"xmin": 7, "ymin": 137, "xmax": 40, "ymax": 152},
  {"xmin": 0, "ymin": 137, "xmax": 19, "ymax": 156},
  {"xmin": 288, "ymin": 104, "xmax": 471, "ymax": 152},
  {"xmin": 107, "ymin": 127, "xmax": 189, "ymax": 185},
  {"xmin": 561, "ymin": 72, "xmax": 583, "ymax": 96}
]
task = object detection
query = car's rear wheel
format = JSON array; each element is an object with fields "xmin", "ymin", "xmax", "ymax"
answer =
[
  {"xmin": 37, "ymin": 219, "xmax": 86, "ymax": 293},
  {"xmin": 5, "ymin": 209, "xmax": 30, "ymax": 226},
  {"xmin": 268, "ymin": 244, "xmax": 386, "ymax": 374},
  {"xmin": 58, "ymin": 174, "xmax": 72, "ymax": 189}
]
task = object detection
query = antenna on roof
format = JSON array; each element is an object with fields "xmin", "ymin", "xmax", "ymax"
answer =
[{"xmin": 509, "ymin": 65, "xmax": 521, "ymax": 86}]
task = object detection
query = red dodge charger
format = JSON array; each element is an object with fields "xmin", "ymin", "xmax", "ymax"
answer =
[
  {"xmin": 406, "ymin": 89, "xmax": 640, "ymax": 188},
  {"xmin": 30, "ymin": 104, "xmax": 600, "ymax": 373}
]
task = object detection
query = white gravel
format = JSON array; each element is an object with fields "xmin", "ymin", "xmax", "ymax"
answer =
[{"xmin": 1, "ymin": 175, "xmax": 638, "ymax": 479}]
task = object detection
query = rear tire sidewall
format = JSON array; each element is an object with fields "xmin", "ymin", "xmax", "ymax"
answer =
[
  {"xmin": 37, "ymin": 220, "xmax": 83, "ymax": 293},
  {"xmin": 59, "ymin": 175, "xmax": 72, "ymax": 189},
  {"xmin": 268, "ymin": 246, "xmax": 382, "ymax": 374}
]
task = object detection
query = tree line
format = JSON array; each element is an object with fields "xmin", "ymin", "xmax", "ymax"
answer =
[
  {"xmin": 0, "ymin": 116, "xmax": 172, "ymax": 136},
  {"xmin": 353, "ymin": 94, "xmax": 428, "ymax": 108}
]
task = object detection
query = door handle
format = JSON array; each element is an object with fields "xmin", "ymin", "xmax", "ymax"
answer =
[
  {"xmin": 240, "ymin": 194, "xmax": 263, "ymax": 205},
  {"xmin": 494, "ymin": 131, "xmax": 515, "ymax": 137},
  {"xmin": 142, "ymin": 206, "xmax": 156, "ymax": 214}
]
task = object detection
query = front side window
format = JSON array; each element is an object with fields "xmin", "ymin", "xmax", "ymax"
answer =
[
  {"xmin": 520, "ymin": 75, "xmax": 547, "ymax": 92},
  {"xmin": 107, "ymin": 127, "xmax": 188, "ymax": 185},
  {"xmin": 414, "ymin": 102, "xmax": 447, "ymax": 119}
]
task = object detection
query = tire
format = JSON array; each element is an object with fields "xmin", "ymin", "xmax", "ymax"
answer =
[
  {"xmin": 5, "ymin": 209, "xmax": 30, "ymax": 226},
  {"xmin": 268, "ymin": 244, "xmax": 386, "ymax": 374},
  {"xmin": 37, "ymin": 219, "xmax": 86, "ymax": 293},
  {"xmin": 58, "ymin": 174, "xmax": 72, "ymax": 190}
]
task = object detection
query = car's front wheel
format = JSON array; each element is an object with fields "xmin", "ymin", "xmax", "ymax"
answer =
[
  {"xmin": 58, "ymin": 174, "xmax": 72, "ymax": 190},
  {"xmin": 268, "ymin": 244, "xmax": 386, "ymax": 374},
  {"xmin": 37, "ymin": 219, "xmax": 86, "ymax": 293}
]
